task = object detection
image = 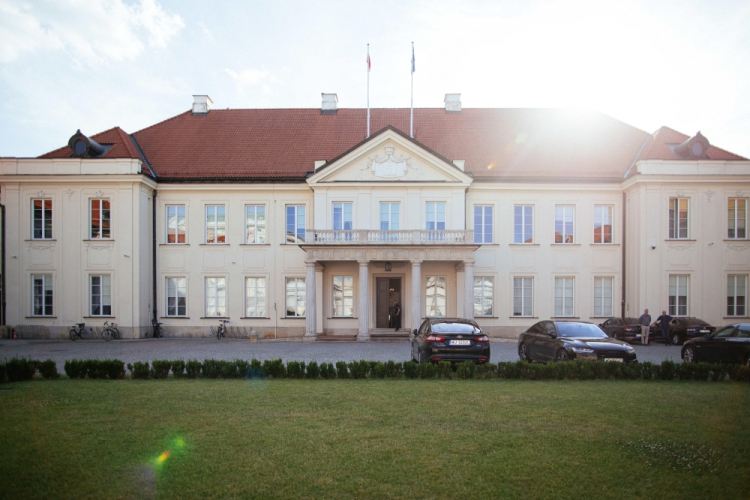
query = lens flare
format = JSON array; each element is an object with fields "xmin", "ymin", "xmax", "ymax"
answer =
[{"xmin": 157, "ymin": 451, "xmax": 170, "ymax": 464}]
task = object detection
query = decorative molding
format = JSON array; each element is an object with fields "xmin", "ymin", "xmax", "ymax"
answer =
[
  {"xmin": 704, "ymin": 190, "xmax": 715, "ymax": 202},
  {"xmin": 26, "ymin": 243, "xmax": 55, "ymax": 251},
  {"xmin": 95, "ymin": 190, "xmax": 103, "ymax": 197},
  {"xmin": 36, "ymin": 190, "xmax": 45, "ymax": 197},
  {"xmin": 301, "ymin": 245, "xmax": 478, "ymax": 262},
  {"xmin": 66, "ymin": 189, "xmax": 75, "ymax": 200},
  {"xmin": 725, "ymin": 243, "xmax": 750, "ymax": 251},
  {"xmin": 84, "ymin": 243, "xmax": 114, "ymax": 251},
  {"xmin": 665, "ymin": 243, "xmax": 695, "ymax": 251},
  {"xmin": 736, "ymin": 190, "xmax": 745, "ymax": 197},
  {"xmin": 676, "ymin": 190, "xmax": 686, "ymax": 197},
  {"xmin": 361, "ymin": 145, "xmax": 419, "ymax": 180}
]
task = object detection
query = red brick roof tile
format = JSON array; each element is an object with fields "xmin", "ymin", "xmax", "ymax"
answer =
[
  {"xmin": 636, "ymin": 126, "xmax": 746, "ymax": 162},
  {"xmin": 40, "ymin": 126, "xmax": 141, "ymax": 160}
]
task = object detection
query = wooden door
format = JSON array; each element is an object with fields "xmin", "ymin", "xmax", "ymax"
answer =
[{"xmin": 376, "ymin": 278, "xmax": 390, "ymax": 328}]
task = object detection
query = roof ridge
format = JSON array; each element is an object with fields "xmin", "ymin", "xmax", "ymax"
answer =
[
  {"xmin": 132, "ymin": 109, "xmax": 192, "ymax": 136},
  {"xmin": 114, "ymin": 126, "xmax": 139, "ymax": 158}
]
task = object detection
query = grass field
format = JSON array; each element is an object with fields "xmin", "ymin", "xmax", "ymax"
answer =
[{"xmin": 1, "ymin": 379, "xmax": 749, "ymax": 499}]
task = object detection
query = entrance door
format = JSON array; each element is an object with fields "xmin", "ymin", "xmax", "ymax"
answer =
[{"xmin": 376, "ymin": 278, "xmax": 401, "ymax": 328}]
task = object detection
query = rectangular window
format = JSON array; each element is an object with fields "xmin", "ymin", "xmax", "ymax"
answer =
[
  {"xmin": 246, "ymin": 277, "xmax": 267, "ymax": 317},
  {"xmin": 166, "ymin": 278, "xmax": 186, "ymax": 317},
  {"xmin": 32, "ymin": 199, "xmax": 52, "ymax": 239},
  {"xmin": 474, "ymin": 206, "xmax": 493, "ymax": 243},
  {"xmin": 473, "ymin": 277, "xmax": 493, "ymax": 317},
  {"xmin": 380, "ymin": 203, "xmax": 400, "ymax": 230},
  {"xmin": 514, "ymin": 205, "xmax": 533, "ymax": 244},
  {"xmin": 332, "ymin": 276, "xmax": 354, "ymax": 317},
  {"xmin": 593, "ymin": 277, "xmax": 614, "ymax": 317},
  {"xmin": 727, "ymin": 275, "xmax": 746, "ymax": 317},
  {"xmin": 728, "ymin": 198, "xmax": 747, "ymax": 239},
  {"xmin": 669, "ymin": 275, "xmax": 689, "ymax": 316},
  {"xmin": 332, "ymin": 202, "xmax": 353, "ymax": 230},
  {"xmin": 32, "ymin": 275, "xmax": 53, "ymax": 316},
  {"xmin": 90, "ymin": 199, "xmax": 111, "ymax": 239},
  {"xmin": 593, "ymin": 205, "xmax": 613, "ymax": 244},
  {"xmin": 90, "ymin": 275, "xmax": 112, "ymax": 316},
  {"xmin": 246, "ymin": 205, "xmax": 266, "ymax": 243},
  {"xmin": 166, "ymin": 205, "xmax": 186, "ymax": 244},
  {"xmin": 669, "ymin": 198, "xmax": 689, "ymax": 239},
  {"xmin": 554, "ymin": 205, "xmax": 574, "ymax": 243},
  {"xmin": 554, "ymin": 277, "xmax": 574, "ymax": 317},
  {"xmin": 425, "ymin": 276, "xmax": 447, "ymax": 317},
  {"xmin": 426, "ymin": 202, "xmax": 446, "ymax": 230},
  {"xmin": 513, "ymin": 277, "xmax": 533, "ymax": 317},
  {"xmin": 205, "ymin": 205, "xmax": 226, "ymax": 244},
  {"xmin": 286, "ymin": 278, "xmax": 306, "ymax": 317},
  {"xmin": 286, "ymin": 205, "xmax": 306, "ymax": 243},
  {"xmin": 205, "ymin": 277, "xmax": 226, "ymax": 317}
]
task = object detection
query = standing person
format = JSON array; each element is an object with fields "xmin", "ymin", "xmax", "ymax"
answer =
[
  {"xmin": 393, "ymin": 302, "xmax": 401, "ymax": 331},
  {"xmin": 638, "ymin": 309, "xmax": 652, "ymax": 345},
  {"xmin": 655, "ymin": 310, "xmax": 673, "ymax": 346}
]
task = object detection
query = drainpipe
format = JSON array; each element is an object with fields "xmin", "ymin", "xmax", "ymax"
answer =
[
  {"xmin": 1, "ymin": 203, "xmax": 5, "ymax": 326},
  {"xmin": 152, "ymin": 190, "xmax": 157, "ymax": 335},
  {"xmin": 621, "ymin": 191, "xmax": 627, "ymax": 318}
]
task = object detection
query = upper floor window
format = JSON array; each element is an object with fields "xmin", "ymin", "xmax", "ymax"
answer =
[
  {"xmin": 90, "ymin": 275, "xmax": 112, "ymax": 316},
  {"xmin": 728, "ymin": 198, "xmax": 746, "ymax": 239},
  {"xmin": 333, "ymin": 203, "xmax": 353, "ymax": 231},
  {"xmin": 668, "ymin": 198, "xmax": 689, "ymax": 239},
  {"xmin": 474, "ymin": 206, "xmax": 493, "ymax": 243},
  {"xmin": 32, "ymin": 275, "xmax": 53, "ymax": 316},
  {"xmin": 426, "ymin": 202, "xmax": 446, "ymax": 231},
  {"xmin": 514, "ymin": 206, "xmax": 533, "ymax": 244},
  {"xmin": 32, "ymin": 199, "xmax": 52, "ymax": 239},
  {"xmin": 669, "ymin": 275, "xmax": 689, "ymax": 316},
  {"xmin": 593, "ymin": 205, "xmax": 613, "ymax": 244},
  {"xmin": 554, "ymin": 205, "xmax": 574, "ymax": 244},
  {"xmin": 205, "ymin": 205, "xmax": 226, "ymax": 244},
  {"xmin": 246, "ymin": 205, "xmax": 266, "ymax": 243},
  {"xmin": 166, "ymin": 205, "xmax": 186, "ymax": 244},
  {"xmin": 473, "ymin": 277, "xmax": 493, "ymax": 317},
  {"xmin": 286, "ymin": 205, "xmax": 305, "ymax": 243},
  {"xmin": 90, "ymin": 199, "xmax": 110, "ymax": 239},
  {"xmin": 380, "ymin": 203, "xmax": 399, "ymax": 231}
]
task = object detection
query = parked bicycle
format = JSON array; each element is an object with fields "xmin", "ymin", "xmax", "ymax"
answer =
[
  {"xmin": 216, "ymin": 319, "xmax": 230, "ymax": 340},
  {"xmin": 69, "ymin": 323, "xmax": 88, "ymax": 341},
  {"xmin": 152, "ymin": 319, "xmax": 163, "ymax": 339},
  {"xmin": 100, "ymin": 321, "xmax": 120, "ymax": 341}
]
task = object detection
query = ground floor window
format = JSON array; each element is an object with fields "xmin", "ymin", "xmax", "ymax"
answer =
[
  {"xmin": 669, "ymin": 275, "xmax": 689, "ymax": 316},
  {"xmin": 593, "ymin": 277, "xmax": 614, "ymax": 317},
  {"xmin": 32, "ymin": 275, "xmax": 53, "ymax": 316},
  {"xmin": 332, "ymin": 276, "xmax": 354, "ymax": 317},
  {"xmin": 90, "ymin": 275, "xmax": 111, "ymax": 316},
  {"xmin": 166, "ymin": 278, "xmax": 187, "ymax": 317},
  {"xmin": 554, "ymin": 277, "xmax": 574, "ymax": 317},
  {"xmin": 206, "ymin": 277, "xmax": 226, "ymax": 317},
  {"xmin": 727, "ymin": 275, "xmax": 746, "ymax": 317},
  {"xmin": 473, "ymin": 277, "xmax": 493, "ymax": 317},
  {"xmin": 246, "ymin": 277, "xmax": 267, "ymax": 317},
  {"xmin": 286, "ymin": 278, "xmax": 306, "ymax": 317},
  {"xmin": 513, "ymin": 277, "xmax": 533, "ymax": 317},
  {"xmin": 425, "ymin": 276, "xmax": 447, "ymax": 317}
]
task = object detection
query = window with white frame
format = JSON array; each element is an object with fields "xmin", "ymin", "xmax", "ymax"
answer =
[
  {"xmin": 332, "ymin": 276, "xmax": 354, "ymax": 317},
  {"xmin": 166, "ymin": 277, "xmax": 187, "ymax": 317},
  {"xmin": 426, "ymin": 202, "xmax": 446, "ymax": 230},
  {"xmin": 728, "ymin": 198, "xmax": 747, "ymax": 239},
  {"xmin": 90, "ymin": 199, "xmax": 111, "ymax": 239},
  {"xmin": 668, "ymin": 198, "xmax": 689, "ymax": 239},
  {"xmin": 593, "ymin": 205, "xmax": 613, "ymax": 244},
  {"xmin": 425, "ymin": 276, "xmax": 447, "ymax": 317},
  {"xmin": 246, "ymin": 277, "xmax": 267, "ymax": 317},
  {"xmin": 205, "ymin": 277, "xmax": 226, "ymax": 317},
  {"xmin": 669, "ymin": 275, "xmax": 689, "ymax": 316},
  {"xmin": 554, "ymin": 205, "xmax": 574, "ymax": 243},
  {"xmin": 514, "ymin": 206, "xmax": 533, "ymax": 244},
  {"xmin": 246, "ymin": 205, "xmax": 266, "ymax": 243},
  {"xmin": 286, "ymin": 205, "xmax": 305, "ymax": 243},
  {"xmin": 90, "ymin": 275, "xmax": 112, "ymax": 316},
  {"xmin": 554, "ymin": 277, "xmax": 574, "ymax": 317},
  {"xmin": 205, "ymin": 205, "xmax": 226, "ymax": 244},
  {"xmin": 333, "ymin": 203, "xmax": 353, "ymax": 231},
  {"xmin": 727, "ymin": 275, "xmax": 746, "ymax": 317},
  {"xmin": 474, "ymin": 206, "xmax": 493, "ymax": 243},
  {"xmin": 166, "ymin": 205, "xmax": 186, "ymax": 244},
  {"xmin": 593, "ymin": 277, "xmax": 614, "ymax": 317},
  {"xmin": 285, "ymin": 278, "xmax": 306, "ymax": 317},
  {"xmin": 473, "ymin": 277, "xmax": 493, "ymax": 317},
  {"xmin": 513, "ymin": 277, "xmax": 533, "ymax": 317},
  {"xmin": 32, "ymin": 275, "xmax": 53, "ymax": 316},
  {"xmin": 32, "ymin": 199, "xmax": 52, "ymax": 240},
  {"xmin": 380, "ymin": 202, "xmax": 400, "ymax": 230}
]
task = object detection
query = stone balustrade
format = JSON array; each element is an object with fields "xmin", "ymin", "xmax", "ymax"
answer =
[{"xmin": 310, "ymin": 229, "xmax": 474, "ymax": 245}]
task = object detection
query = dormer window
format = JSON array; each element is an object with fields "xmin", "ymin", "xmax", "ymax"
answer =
[
  {"xmin": 670, "ymin": 131, "xmax": 710, "ymax": 160},
  {"xmin": 67, "ymin": 130, "xmax": 109, "ymax": 158}
]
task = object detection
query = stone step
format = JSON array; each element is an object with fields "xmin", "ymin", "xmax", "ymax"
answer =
[{"xmin": 317, "ymin": 335, "xmax": 357, "ymax": 342}]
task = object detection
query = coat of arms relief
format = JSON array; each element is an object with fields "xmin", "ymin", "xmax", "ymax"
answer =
[{"xmin": 359, "ymin": 145, "xmax": 420, "ymax": 180}]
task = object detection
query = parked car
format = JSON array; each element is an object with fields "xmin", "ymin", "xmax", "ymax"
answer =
[
  {"xmin": 681, "ymin": 323, "xmax": 750, "ymax": 365},
  {"xmin": 517, "ymin": 321, "xmax": 637, "ymax": 363},
  {"xmin": 411, "ymin": 318, "xmax": 490, "ymax": 364},
  {"xmin": 650, "ymin": 317, "xmax": 716, "ymax": 346},
  {"xmin": 599, "ymin": 317, "xmax": 653, "ymax": 343}
]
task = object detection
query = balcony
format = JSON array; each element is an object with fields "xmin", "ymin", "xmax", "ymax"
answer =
[{"xmin": 309, "ymin": 229, "xmax": 476, "ymax": 245}]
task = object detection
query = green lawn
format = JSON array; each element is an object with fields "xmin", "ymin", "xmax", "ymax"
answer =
[{"xmin": 1, "ymin": 380, "xmax": 749, "ymax": 499}]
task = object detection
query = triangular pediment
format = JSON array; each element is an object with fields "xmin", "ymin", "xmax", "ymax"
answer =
[{"xmin": 308, "ymin": 127, "xmax": 473, "ymax": 186}]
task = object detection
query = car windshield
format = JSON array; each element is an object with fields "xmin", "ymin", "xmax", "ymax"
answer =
[
  {"xmin": 556, "ymin": 323, "xmax": 609, "ymax": 339},
  {"xmin": 431, "ymin": 323, "xmax": 480, "ymax": 334}
]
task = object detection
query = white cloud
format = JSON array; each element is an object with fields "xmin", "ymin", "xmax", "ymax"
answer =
[{"xmin": 225, "ymin": 68, "xmax": 277, "ymax": 95}]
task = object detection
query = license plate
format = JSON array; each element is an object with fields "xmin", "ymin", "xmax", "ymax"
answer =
[
  {"xmin": 604, "ymin": 358, "xmax": 623, "ymax": 363},
  {"xmin": 450, "ymin": 340, "xmax": 470, "ymax": 346},
  {"xmin": 700, "ymin": 330, "xmax": 710, "ymax": 333}
]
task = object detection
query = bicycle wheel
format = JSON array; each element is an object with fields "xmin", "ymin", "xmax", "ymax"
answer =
[
  {"xmin": 217, "ymin": 327, "xmax": 223, "ymax": 340},
  {"xmin": 113, "ymin": 327, "xmax": 120, "ymax": 340},
  {"xmin": 69, "ymin": 327, "xmax": 78, "ymax": 341},
  {"xmin": 101, "ymin": 327, "xmax": 113, "ymax": 341}
]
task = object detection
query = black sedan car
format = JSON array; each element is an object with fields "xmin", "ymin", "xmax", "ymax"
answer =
[
  {"xmin": 411, "ymin": 318, "xmax": 490, "ymax": 364},
  {"xmin": 650, "ymin": 317, "xmax": 715, "ymax": 346},
  {"xmin": 517, "ymin": 321, "xmax": 637, "ymax": 363},
  {"xmin": 599, "ymin": 317, "xmax": 653, "ymax": 343},
  {"xmin": 681, "ymin": 323, "xmax": 750, "ymax": 365}
]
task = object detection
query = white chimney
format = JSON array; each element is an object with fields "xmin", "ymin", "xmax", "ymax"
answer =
[
  {"xmin": 444, "ymin": 93, "xmax": 461, "ymax": 113},
  {"xmin": 453, "ymin": 160, "xmax": 465, "ymax": 171},
  {"xmin": 192, "ymin": 95, "xmax": 213, "ymax": 115},
  {"xmin": 314, "ymin": 160, "xmax": 327, "ymax": 171},
  {"xmin": 321, "ymin": 93, "xmax": 338, "ymax": 114}
]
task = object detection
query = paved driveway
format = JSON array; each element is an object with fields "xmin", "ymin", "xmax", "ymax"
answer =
[{"xmin": 0, "ymin": 338, "xmax": 683, "ymax": 371}]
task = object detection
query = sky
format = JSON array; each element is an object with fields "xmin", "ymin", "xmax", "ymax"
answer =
[{"xmin": 1, "ymin": 0, "xmax": 749, "ymax": 159}]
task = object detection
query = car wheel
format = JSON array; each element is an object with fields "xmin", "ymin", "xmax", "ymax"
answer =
[
  {"xmin": 556, "ymin": 349, "xmax": 570, "ymax": 362},
  {"xmin": 672, "ymin": 333, "xmax": 682, "ymax": 346},
  {"xmin": 518, "ymin": 343, "xmax": 531, "ymax": 362},
  {"xmin": 683, "ymin": 347, "xmax": 696, "ymax": 364}
]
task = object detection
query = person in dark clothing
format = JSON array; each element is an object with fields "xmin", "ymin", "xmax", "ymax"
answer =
[
  {"xmin": 393, "ymin": 302, "xmax": 401, "ymax": 331},
  {"xmin": 655, "ymin": 310, "xmax": 673, "ymax": 345}
]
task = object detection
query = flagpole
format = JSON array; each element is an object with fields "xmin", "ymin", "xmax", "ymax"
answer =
[
  {"xmin": 410, "ymin": 42, "xmax": 414, "ymax": 138},
  {"xmin": 367, "ymin": 44, "xmax": 370, "ymax": 138}
]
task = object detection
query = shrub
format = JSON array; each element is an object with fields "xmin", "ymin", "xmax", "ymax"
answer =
[
  {"xmin": 236, "ymin": 360, "xmax": 251, "ymax": 377},
  {"xmin": 263, "ymin": 359, "xmax": 285, "ymax": 379},
  {"xmin": 37, "ymin": 359, "xmax": 59, "ymax": 380},
  {"xmin": 385, "ymin": 360, "xmax": 402, "ymax": 378},
  {"xmin": 373, "ymin": 362, "xmax": 386, "ymax": 379},
  {"xmin": 456, "ymin": 361, "xmax": 474, "ymax": 380},
  {"xmin": 728, "ymin": 365, "xmax": 750, "ymax": 383},
  {"xmin": 319, "ymin": 362, "xmax": 334, "ymax": 379},
  {"xmin": 335, "ymin": 361, "xmax": 349, "ymax": 379},
  {"xmin": 151, "ymin": 360, "xmax": 171, "ymax": 379},
  {"xmin": 221, "ymin": 360, "xmax": 240, "ymax": 379},
  {"xmin": 67, "ymin": 360, "xmax": 86, "ymax": 379},
  {"xmin": 202, "ymin": 359, "xmax": 221, "ymax": 379},
  {"xmin": 185, "ymin": 360, "xmax": 202, "ymax": 379},
  {"xmin": 709, "ymin": 364, "xmax": 728, "ymax": 382},
  {"xmin": 130, "ymin": 361, "xmax": 150, "ymax": 380},
  {"xmin": 287, "ymin": 361, "xmax": 303, "ymax": 379},
  {"xmin": 0, "ymin": 362, "xmax": 6, "ymax": 383},
  {"xmin": 403, "ymin": 361, "xmax": 418, "ymax": 379},
  {"xmin": 306, "ymin": 361, "xmax": 320, "ymax": 379},
  {"xmin": 104, "ymin": 359, "xmax": 125, "ymax": 380},
  {"xmin": 5, "ymin": 358, "xmax": 36, "ymax": 382},
  {"xmin": 419, "ymin": 362, "xmax": 437, "ymax": 379},
  {"xmin": 171, "ymin": 360, "xmax": 186, "ymax": 379},
  {"xmin": 660, "ymin": 360, "xmax": 677, "ymax": 381}
]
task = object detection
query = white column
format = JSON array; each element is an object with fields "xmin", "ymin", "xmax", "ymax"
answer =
[
  {"xmin": 464, "ymin": 261, "xmax": 475, "ymax": 320},
  {"xmin": 411, "ymin": 260, "xmax": 423, "ymax": 332},
  {"xmin": 304, "ymin": 261, "xmax": 317, "ymax": 342},
  {"xmin": 315, "ymin": 264, "xmax": 324, "ymax": 334},
  {"xmin": 357, "ymin": 260, "xmax": 370, "ymax": 341}
]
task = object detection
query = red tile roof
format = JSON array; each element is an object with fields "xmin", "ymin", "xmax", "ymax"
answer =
[
  {"xmin": 40, "ymin": 126, "xmax": 141, "ymax": 160},
  {"xmin": 635, "ymin": 126, "xmax": 746, "ymax": 162}
]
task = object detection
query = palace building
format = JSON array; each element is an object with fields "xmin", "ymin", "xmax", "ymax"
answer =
[{"xmin": 1, "ymin": 93, "xmax": 748, "ymax": 340}]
